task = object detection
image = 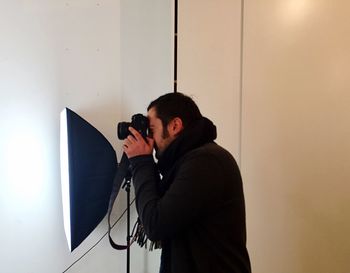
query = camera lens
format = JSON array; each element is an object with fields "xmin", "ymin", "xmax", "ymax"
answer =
[{"xmin": 117, "ymin": 122, "xmax": 131, "ymax": 140}]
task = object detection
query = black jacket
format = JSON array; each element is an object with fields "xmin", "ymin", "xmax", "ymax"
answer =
[{"xmin": 129, "ymin": 117, "xmax": 251, "ymax": 273}]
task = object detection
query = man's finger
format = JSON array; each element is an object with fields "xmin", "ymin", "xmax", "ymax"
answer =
[
  {"xmin": 128, "ymin": 127, "xmax": 142, "ymax": 139},
  {"xmin": 127, "ymin": 135, "xmax": 136, "ymax": 143}
]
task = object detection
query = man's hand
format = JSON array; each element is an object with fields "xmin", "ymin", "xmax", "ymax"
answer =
[{"xmin": 123, "ymin": 127, "xmax": 154, "ymax": 158}]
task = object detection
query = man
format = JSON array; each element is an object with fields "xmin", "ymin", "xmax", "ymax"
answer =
[{"xmin": 123, "ymin": 92, "xmax": 251, "ymax": 273}]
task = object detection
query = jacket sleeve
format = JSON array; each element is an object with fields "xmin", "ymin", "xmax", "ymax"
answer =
[{"xmin": 129, "ymin": 152, "xmax": 228, "ymax": 241}]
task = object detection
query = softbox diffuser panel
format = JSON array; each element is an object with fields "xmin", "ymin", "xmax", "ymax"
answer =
[{"xmin": 60, "ymin": 108, "xmax": 117, "ymax": 251}]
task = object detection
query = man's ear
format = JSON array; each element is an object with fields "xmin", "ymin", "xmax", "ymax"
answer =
[{"xmin": 168, "ymin": 117, "xmax": 184, "ymax": 136}]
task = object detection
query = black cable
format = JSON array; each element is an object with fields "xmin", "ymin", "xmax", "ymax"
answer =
[{"xmin": 62, "ymin": 199, "xmax": 135, "ymax": 273}]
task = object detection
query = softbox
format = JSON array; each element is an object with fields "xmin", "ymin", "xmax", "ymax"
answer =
[{"xmin": 60, "ymin": 108, "xmax": 117, "ymax": 251}]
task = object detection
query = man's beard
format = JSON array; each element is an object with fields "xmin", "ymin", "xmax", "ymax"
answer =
[
  {"xmin": 154, "ymin": 143, "xmax": 162, "ymax": 160},
  {"xmin": 154, "ymin": 127, "xmax": 170, "ymax": 159}
]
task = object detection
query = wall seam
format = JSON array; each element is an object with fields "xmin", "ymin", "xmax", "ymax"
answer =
[{"xmin": 174, "ymin": 0, "xmax": 178, "ymax": 93}]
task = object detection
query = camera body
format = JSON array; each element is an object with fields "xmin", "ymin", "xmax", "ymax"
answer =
[{"xmin": 117, "ymin": 114, "xmax": 149, "ymax": 140}]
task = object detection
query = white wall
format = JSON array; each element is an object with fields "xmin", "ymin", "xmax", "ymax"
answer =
[
  {"xmin": 0, "ymin": 1, "xmax": 172, "ymax": 273},
  {"xmin": 178, "ymin": 1, "xmax": 350, "ymax": 273},
  {"xmin": 242, "ymin": 1, "xmax": 350, "ymax": 273},
  {"xmin": 177, "ymin": 0, "xmax": 242, "ymax": 161},
  {"xmin": 120, "ymin": 0, "xmax": 173, "ymax": 121}
]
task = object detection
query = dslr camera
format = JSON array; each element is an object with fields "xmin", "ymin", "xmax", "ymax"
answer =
[{"xmin": 117, "ymin": 114, "xmax": 149, "ymax": 140}]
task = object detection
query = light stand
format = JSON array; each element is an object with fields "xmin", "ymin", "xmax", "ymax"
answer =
[
  {"xmin": 107, "ymin": 153, "xmax": 135, "ymax": 273},
  {"xmin": 122, "ymin": 171, "xmax": 132, "ymax": 273}
]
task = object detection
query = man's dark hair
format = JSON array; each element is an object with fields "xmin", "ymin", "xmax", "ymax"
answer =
[{"xmin": 147, "ymin": 92, "xmax": 202, "ymax": 130}]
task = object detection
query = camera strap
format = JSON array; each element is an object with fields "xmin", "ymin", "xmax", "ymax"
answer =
[{"xmin": 107, "ymin": 153, "xmax": 131, "ymax": 250}]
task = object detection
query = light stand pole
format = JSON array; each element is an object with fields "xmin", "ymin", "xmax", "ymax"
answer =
[
  {"xmin": 122, "ymin": 172, "xmax": 132, "ymax": 273},
  {"xmin": 107, "ymin": 153, "xmax": 134, "ymax": 273}
]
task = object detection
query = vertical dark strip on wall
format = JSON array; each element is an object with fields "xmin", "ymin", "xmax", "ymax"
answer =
[{"xmin": 174, "ymin": 0, "xmax": 178, "ymax": 93}]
